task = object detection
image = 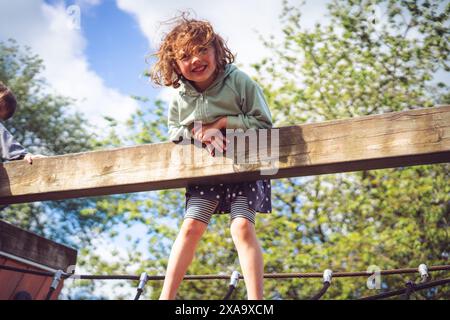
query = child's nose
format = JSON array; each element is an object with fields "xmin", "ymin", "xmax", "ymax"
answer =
[{"xmin": 191, "ymin": 55, "xmax": 201, "ymax": 64}]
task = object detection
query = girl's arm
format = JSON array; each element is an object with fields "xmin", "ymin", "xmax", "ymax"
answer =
[
  {"xmin": 226, "ymin": 71, "xmax": 273, "ymax": 130},
  {"xmin": 0, "ymin": 122, "xmax": 28, "ymax": 162},
  {"xmin": 168, "ymin": 98, "xmax": 193, "ymax": 143}
]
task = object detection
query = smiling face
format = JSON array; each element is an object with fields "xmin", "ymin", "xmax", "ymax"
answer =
[
  {"xmin": 150, "ymin": 16, "xmax": 235, "ymax": 89},
  {"xmin": 175, "ymin": 45, "xmax": 217, "ymax": 92}
]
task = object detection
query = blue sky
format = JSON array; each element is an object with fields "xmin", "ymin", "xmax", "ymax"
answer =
[{"xmin": 79, "ymin": 0, "xmax": 151, "ymax": 99}]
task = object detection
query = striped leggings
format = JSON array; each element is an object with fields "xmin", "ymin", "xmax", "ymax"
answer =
[{"xmin": 185, "ymin": 196, "xmax": 256, "ymax": 225}]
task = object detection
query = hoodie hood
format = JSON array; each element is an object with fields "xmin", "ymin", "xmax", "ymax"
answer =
[{"xmin": 178, "ymin": 64, "xmax": 237, "ymax": 96}]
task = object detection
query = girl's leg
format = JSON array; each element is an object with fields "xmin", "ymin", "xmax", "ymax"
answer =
[
  {"xmin": 159, "ymin": 218, "xmax": 208, "ymax": 299},
  {"xmin": 159, "ymin": 197, "xmax": 218, "ymax": 300},
  {"xmin": 229, "ymin": 197, "xmax": 264, "ymax": 300}
]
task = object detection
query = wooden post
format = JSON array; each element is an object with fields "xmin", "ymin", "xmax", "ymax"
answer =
[{"xmin": 0, "ymin": 220, "xmax": 77, "ymax": 300}]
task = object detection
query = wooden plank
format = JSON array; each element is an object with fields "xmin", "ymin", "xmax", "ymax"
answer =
[
  {"xmin": 0, "ymin": 258, "xmax": 65, "ymax": 300},
  {"xmin": 0, "ymin": 105, "xmax": 449, "ymax": 205},
  {"xmin": 0, "ymin": 223, "xmax": 75, "ymax": 300},
  {"xmin": 0, "ymin": 260, "xmax": 26, "ymax": 300},
  {"xmin": 50, "ymin": 279, "xmax": 65, "ymax": 300},
  {"xmin": 13, "ymin": 265, "xmax": 66, "ymax": 300},
  {"xmin": 9, "ymin": 265, "xmax": 50, "ymax": 300},
  {"xmin": 0, "ymin": 220, "xmax": 77, "ymax": 271},
  {"xmin": 34, "ymin": 277, "xmax": 53, "ymax": 300}
]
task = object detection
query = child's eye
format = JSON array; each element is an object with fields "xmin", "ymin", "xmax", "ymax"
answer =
[
  {"xmin": 180, "ymin": 54, "xmax": 190, "ymax": 61},
  {"xmin": 199, "ymin": 47, "xmax": 208, "ymax": 54}
]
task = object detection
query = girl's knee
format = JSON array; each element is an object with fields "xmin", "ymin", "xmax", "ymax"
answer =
[
  {"xmin": 230, "ymin": 217, "xmax": 255, "ymax": 241},
  {"xmin": 181, "ymin": 218, "xmax": 207, "ymax": 238}
]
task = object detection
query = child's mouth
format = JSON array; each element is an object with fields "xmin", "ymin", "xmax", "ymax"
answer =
[{"xmin": 192, "ymin": 65, "xmax": 207, "ymax": 73}]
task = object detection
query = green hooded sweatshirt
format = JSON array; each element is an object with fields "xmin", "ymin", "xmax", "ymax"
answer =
[{"xmin": 168, "ymin": 64, "xmax": 273, "ymax": 142}]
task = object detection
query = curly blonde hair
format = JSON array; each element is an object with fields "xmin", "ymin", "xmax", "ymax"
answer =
[{"xmin": 150, "ymin": 13, "xmax": 235, "ymax": 88}]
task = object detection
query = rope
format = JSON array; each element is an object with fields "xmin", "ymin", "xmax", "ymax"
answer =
[
  {"xmin": 404, "ymin": 281, "xmax": 415, "ymax": 300},
  {"xmin": 310, "ymin": 282, "xmax": 331, "ymax": 300},
  {"xmin": 359, "ymin": 277, "xmax": 450, "ymax": 300},
  {"xmin": 223, "ymin": 285, "xmax": 236, "ymax": 300},
  {"xmin": 134, "ymin": 272, "xmax": 148, "ymax": 300},
  {"xmin": 1, "ymin": 264, "xmax": 449, "ymax": 281},
  {"xmin": 45, "ymin": 288, "xmax": 55, "ymax": 300},
  {"xmin": 134, "ymin": 289, "xmax": 143, "ymax": 301},
  {"xmin": 1, "ymin": 264, "xmax": 448, "ymax": 300}
]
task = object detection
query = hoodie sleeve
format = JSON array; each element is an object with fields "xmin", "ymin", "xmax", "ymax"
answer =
[
  {"xmin": 226, "ymin": 71, "xmax": 273, "ymax": 130},
  {"xmin": 168, "ymin": 96, "xmax": 193, "ymax": 143},
  {"xmin": 0, "ymin": 122, "xmax": 28, "ymax": 162}
]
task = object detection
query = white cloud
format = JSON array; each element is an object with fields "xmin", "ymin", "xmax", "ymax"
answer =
[{"xmin": 0, "ymin": 0, "xmax": 140, "ymax": 131}]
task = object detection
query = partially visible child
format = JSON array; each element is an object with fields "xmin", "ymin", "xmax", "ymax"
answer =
[{"xmin": 0, "ymin": 82, "xmax": 44, "ymax": 163}]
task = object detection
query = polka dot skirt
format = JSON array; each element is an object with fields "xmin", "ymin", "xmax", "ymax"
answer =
[{"xmin": 185, "ymin": 179, "xmax": 272, "ymax": 214}]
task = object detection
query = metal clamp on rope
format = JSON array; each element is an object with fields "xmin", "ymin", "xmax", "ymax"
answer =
[
  {"xmin": 418, "ymin": 264, "xmax": 429, "ymax": 282},
  {"xmin": 223, "ymin": 270, "xmax": 241, "ymax": 300},
  {"xmin": 310, "ymin": 269, "xmax": 333, "ymax": 300},
  {"xmin": 134, "ymin": 272, "xmax": 148, "ymax": 300},
  {"xmin": 46, "ymin": 269, "xmax": 64, "ymax": 300},
  {"xmin": 230, "ymin": 270, "xmax": 240, "ymax": 288},
  {"xmin": 138, "ymin": 272, "xmax": 148, "ymax": 291},
  {"xmin": 323, "ymin": 269, "xmax": 333, "ymax": 284},
  {"xmin": 51, "ymin": 270, "xmax": 64, "ymax": 290}
]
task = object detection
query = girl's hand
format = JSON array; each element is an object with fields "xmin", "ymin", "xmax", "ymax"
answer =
[
  {"xmin": 204, "ymin": 141, "xmax": 216, "ymax": 157},
  {"xmin": 24, "ymin": 153, "xmax": 46, "ymax": 164},
  {"xmin": 192, "ymin": 117, "xmax": 226, "ymax": 139},
  {"xmin": 192, "ymin": 117, "xmax": 228, "ymax": 156}
]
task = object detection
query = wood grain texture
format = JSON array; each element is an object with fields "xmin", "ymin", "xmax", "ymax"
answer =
[
  {"xmin": 0, "ymin": 106, "xmax": 449, "ymax": 205},
  {"xmin": 0, "ymin": 258, "xmax": 66, "ymax": 300},
  {"xmin": 0, "ymin": 221, "xmax": 77, "ymax": 299},
  {"xmin": 0, "ymin": 220, "xmax": 77, "ymax": 270}
]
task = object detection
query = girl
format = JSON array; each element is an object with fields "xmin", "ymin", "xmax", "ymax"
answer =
[{"xmin": 150, "ymin": 14, "xmax": 273, "ymax": 300}]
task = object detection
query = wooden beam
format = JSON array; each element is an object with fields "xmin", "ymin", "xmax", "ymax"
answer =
[
  {"xmin": 1, "ymin": 106, "xmax": 449, "ymax": 205},
  {"xmin": 0, "ymin": 220, "xmax": 77, "ymax": 271}
]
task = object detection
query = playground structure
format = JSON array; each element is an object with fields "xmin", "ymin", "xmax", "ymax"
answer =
[{"xmin": 0, "ymin": 105, "xmax": 449, "ymax": 299}]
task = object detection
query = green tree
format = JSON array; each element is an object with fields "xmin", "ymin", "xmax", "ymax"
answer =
[{"xmin": 248, "ymin": 0, "xmax": 449, "ymax": 299}]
